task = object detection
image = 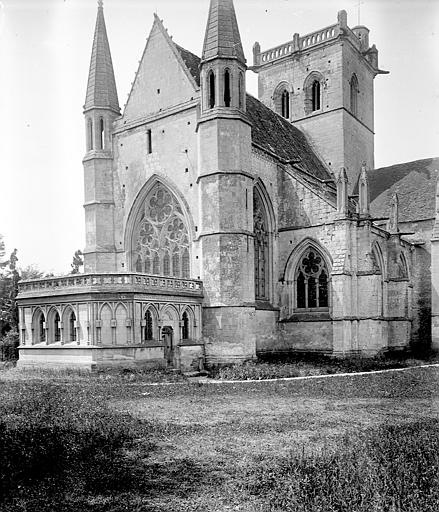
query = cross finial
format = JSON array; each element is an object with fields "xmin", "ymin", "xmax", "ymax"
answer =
[{"xmin": 98, "ymin": 0, "xmax": 103, "ymax": 8}]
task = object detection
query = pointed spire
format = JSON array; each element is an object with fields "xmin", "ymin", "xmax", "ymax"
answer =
[
  {"xmin": 84, "ymin": 1, "xmax": 119, "ymax": 113},
  {"xmin": 202, "ymin": 0, "xmax": 245, "ymax": 63}
]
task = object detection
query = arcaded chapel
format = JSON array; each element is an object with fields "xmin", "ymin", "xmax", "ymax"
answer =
[{"xmin": 17, "ymin": 0, "xmax": 439, "ymax": 369}]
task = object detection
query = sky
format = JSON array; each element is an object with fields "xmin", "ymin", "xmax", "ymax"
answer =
[{"xmin": 0, "ymin": 0, "xmax": 438, "ymax": 274}]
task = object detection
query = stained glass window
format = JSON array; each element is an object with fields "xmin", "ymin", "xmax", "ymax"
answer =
[
  {"xmin": 296, "ymin": 248, "xmax": 329, "ymax": 309},
  {"xmin": 254, "ymin": 188, "xmax": 269, "ymax": 300},
  {"xmin": 132, "ymin": 183, "xmax": 190, "ymax": 278}
]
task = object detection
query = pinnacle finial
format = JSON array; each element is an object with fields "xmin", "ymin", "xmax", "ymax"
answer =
[{"xmin": 98, "ymin": 0, "xmax": 103, "ymax": 8}]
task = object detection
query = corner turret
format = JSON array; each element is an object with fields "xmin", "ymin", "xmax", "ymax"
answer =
[
  {"xmin": 199, "ymin": 0, "xmax": 247, "ymax": 116},
  {"xmin": 83, "ymin": 0, "xmax": 120, "ymax": 153},
  {"xmin": 82, "ymin": 1, "xmax": 119, "ymax": 273}
]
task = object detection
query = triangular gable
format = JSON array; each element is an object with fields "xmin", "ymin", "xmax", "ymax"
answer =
[{"xmin": 123, "ymin": 15, "xmax": 199, "ymax": 121}]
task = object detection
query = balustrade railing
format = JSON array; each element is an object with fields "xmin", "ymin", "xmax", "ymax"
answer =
[
  {"xmin": 18, "ymin": 273, "xmax": 203, "ymax": 296},
  {"xmin": 259, "ymin": 23, "xmax": 340, "ymax": 65}
]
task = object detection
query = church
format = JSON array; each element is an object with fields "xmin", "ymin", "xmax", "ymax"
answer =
[{"xmin": 16, "ymin": 0, "xmax": 439, "ymax": 370}]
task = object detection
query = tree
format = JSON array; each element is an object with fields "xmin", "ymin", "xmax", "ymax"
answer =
[
  {"xmin": 71, "ymin": 250, "xmax": 83, "ymax": 274},
  {"xmin": 0, "ymin": 248, "xmax": 20, "ymax": 336}
]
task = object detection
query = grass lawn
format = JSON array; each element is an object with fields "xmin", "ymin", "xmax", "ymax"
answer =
[{"xmin": 1, "ymin": 366, "xmax": 439, "ymax": 511}]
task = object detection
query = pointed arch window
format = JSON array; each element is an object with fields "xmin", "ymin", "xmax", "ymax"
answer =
[
  {"xmin": 182, "ymin": 311, "xmax": 189, "ymax": 340},
  {"xmin": 98, "ymin": 117, "xmax": 104, "ymax": 150},
  {"xmin": 350, "ymin": 74, "xmax": 358, "ymax": 116},
  {"xmin": 253, "ymin": 187, "xmax": 270, "ymax": 301},
  {"xmin": 87, "ymin": 119, "xmax": 93, "ymax": 151},
  {"xmin": 281, "ymin": 90, "xmax": 290, "ymax": 119},
  {"xmin": 69, "ymin": 311, "xmax": 76, "ymax": 342},
  {"xmin": 238, "ymin": 72, "xmax": 244, "ymax": 110},
  {"xmin": 224, "ymin": 69, "xmax": 231, "ymax": 107},
  {"xmin": 144, "ymin": 310, "xmax": 154, "ymax": 341},
  {"xmin": 53, "ymin": 311, "xmax": 61, "ymax": 342},
  {"xmin": 295, "ymin": 248, "xmax": 329, "ymax": 310},
  {"xmin": 209, "ymin": 70, "xmax": 216, "ymax": 109},
  {"xmin": 312, "ymin": 80, "xmax": 321, "ymax": 111},
  {"xmin": 36, "ymin": 311, "xmax": 46, "ymax": 343},
  {"xmin": 132, "ymin": 182, "xmax": 190, "ymax": 278}
]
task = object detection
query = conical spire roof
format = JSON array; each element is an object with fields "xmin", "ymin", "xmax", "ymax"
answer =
[
  {"xmin": 202, "ymin": 0, "xmax": 245, "ymax": 63},
  {"xmin": 84, "ymin": 1, "xmax": 119, "ymax": 112}
]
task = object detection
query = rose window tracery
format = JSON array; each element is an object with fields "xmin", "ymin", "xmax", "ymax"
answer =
[{"xmin": 132, "ymin": 183, "xmax": 190, "ymax": 278}]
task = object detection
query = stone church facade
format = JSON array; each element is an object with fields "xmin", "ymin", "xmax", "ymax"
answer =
[{"xmin": 18, "ymin": 0, "xmax": 433, "ymax": 370}]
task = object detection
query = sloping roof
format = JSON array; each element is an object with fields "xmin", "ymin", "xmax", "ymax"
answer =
[
  {"xmin": 368, "ymin": 158, "xmax": 439, "ymax": 222},
  {"xmin": 246, "ymin": 94, "xmax": 332, "ymax": 181},
  {"xmin": 174, "ymin": 45, "xmax": 332, "ymax": 183},
  {"xmin": 202, "ymin": 0, "xmax": 245, "ymax": 63},
  {"xmin": 175, "ymin": 44, "xmax": 201, "ymax": 87},
  {"xmin": 84, "ymin": 2, "xmax": 119, "ymax": 112}
]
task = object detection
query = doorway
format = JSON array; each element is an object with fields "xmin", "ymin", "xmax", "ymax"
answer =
[{"xmin": 162, "ymin": 326, "xmax": 174, "ymax": 367}]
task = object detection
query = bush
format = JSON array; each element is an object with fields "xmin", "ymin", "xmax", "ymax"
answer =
[
  {"xmin": 0, "ymin": 383, "xmax": 147, "ymax": 509},
  {"xmin": 0, "ymin": 330, "xmax": 19, "ymax": 362},
  {"xmin": 242, "ymin": 420, "xmax": 439, "ymax": 511}
]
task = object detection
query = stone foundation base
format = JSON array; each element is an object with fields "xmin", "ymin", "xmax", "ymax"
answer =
[{"xmin": 18, "ymin": 344, "xmax": 204, "ymax": 371}]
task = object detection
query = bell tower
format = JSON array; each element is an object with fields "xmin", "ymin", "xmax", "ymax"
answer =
[
  {"xmin": 83, "ymin": 0, "xmax": 120, "ymax": 272},
  {"xmin": 252, "ymin": 10, "xmax": 388, "ymax": 190},
  {"xmin": 198, "ymin": 0, "xmax": 256, "ymax": 363}
]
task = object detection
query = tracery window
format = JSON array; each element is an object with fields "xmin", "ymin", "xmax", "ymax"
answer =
[
  {"xmin": 132, "ymin": 182, "xmax": 190, "ymax": 278},
  {"xmin": 296, "ymin": 248, "xmax": 329, "ymax": 309},
  {"xmin": 254, "ymin": 188, "xmax": 269, "ymax": 300},
  {"xmin": 144, "ymin": 310, "xmax": 153, "ymax": 341}
]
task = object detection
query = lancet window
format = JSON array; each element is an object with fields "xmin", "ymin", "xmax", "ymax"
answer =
[
  {"xmin": 254, "ymin": 188, "xmax": 269, "ymax": 300},
  {"xmin": 36, "ymin": 310, "xmax": 45, "ymax": 343},
  {"xmin": 350, "ymin": 74, "xmax": 358, "ymax": 116},
  {"xmin": 53, "ymin": 311, "xmax": 61, "ymax": 342},
  {"xmin": 281, "ymin": 90, "xmax": 290, "ymax": 119},
  {"xmin": 296, "ymin": 248, "xmax": 329, "ymax": 309},
  {"xmin": 132, "ymin": 182, "xmax": 190, "ymax": 278},
  {"xmin": 209, "ymin": 70, "xmax": 216, "ymax": 109},
  {"xmin": 69, "ymin": 311, "xmax": 76, "ymax": 342},
  {"xmin": 144, "ymin": 310, "xmax": 154, "ymax": 341},
  {"xmin": 224, "ymin": 69, "xmax": 231, "ymax": 107},
  {"xmin": 182, "ymin": 311, "xmax": 189, "ymax": 340},
  {"xmin": 312, "ymin": 80, "xmax": 321, "ymax": 111}
]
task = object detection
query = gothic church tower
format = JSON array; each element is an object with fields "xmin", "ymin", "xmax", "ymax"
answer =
[
  {"xmin": 253, "ymin": 10, "xmax": 386, "ymax": 190},
  {"xmin": 198, "ymin": 0, "xmax": 256, "ymax": 363},
  {"xmin": 83, "ymin": 1, "xmax": 120, "ymax": 272}
]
